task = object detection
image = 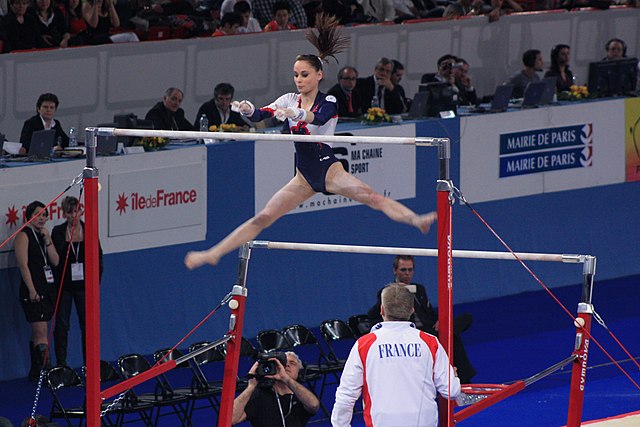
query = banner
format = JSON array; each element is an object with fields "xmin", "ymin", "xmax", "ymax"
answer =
[
  {"xmin": 460, "ymin": 100, "xmax": 626, "ymax": 203},
  {"xmin": 625, "ymin": 98, "xmax": 640, "ymax": 182},
  {"xmin": 0, "ymin": 146, "xmax": 207, "ymax": 269},
  {"xmin": 254, "ymin": 123, "xmax": 417, "ymax": 214}
]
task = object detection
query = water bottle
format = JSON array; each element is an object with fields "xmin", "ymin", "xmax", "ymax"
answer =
[
  {"xmin": 199, "ymin": 114, "xmax": 209, "ymax": 132},
  {"xmin": 69, "ymin": 127, "xmax": 78, "ymax": 147},
  {"xmin": 371, "ymin": 95, "xmax": 379, "ymax": 109}
]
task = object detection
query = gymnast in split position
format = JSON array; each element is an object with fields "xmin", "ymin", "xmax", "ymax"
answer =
[{"xmin": 185, "ymin": 16, "xmax": 436, "ymax": 270}]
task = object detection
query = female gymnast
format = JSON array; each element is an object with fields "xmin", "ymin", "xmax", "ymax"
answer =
[{"xmin": 185, "ymin": 15, "xmax": 436, "ymax": 270}]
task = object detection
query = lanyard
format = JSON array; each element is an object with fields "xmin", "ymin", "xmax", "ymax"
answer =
[
  {"xmin": 66, "ymin": 228, "xmax": 80, "ymax": 261},
  {"xmin": 275, "ymin": 391, "xmax": 292, "ymax": 427},
  {"xmin": 29, "ymin": 227, "xmax": 49, "ymax": 267}
]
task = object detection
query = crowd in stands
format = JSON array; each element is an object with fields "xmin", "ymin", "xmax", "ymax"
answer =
[{"xmin": 1, "ymin": 0, "xmax": 637, "ymax": 53}]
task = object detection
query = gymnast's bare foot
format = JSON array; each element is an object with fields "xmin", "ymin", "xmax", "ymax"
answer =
[
  {"xmin": 414, "ymin": 211, "xmax": 437, "ymax": 234},
  {"xmin": 184, "ymin": 250, "xmax": 220, "ymax": 270}
]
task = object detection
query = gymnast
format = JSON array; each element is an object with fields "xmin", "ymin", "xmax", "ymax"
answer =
[{"xmin": 184, "ymin": 15, "xmax": 436, "ymax": 270}]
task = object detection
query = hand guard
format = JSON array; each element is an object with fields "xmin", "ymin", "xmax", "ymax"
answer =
[
  {"xmin": 274, "ymin": 107, "xmax": 307, "ymax": 122},
  {"xmin": 231, "ymin": 100, "xmax": 255, "ymax": 116}
]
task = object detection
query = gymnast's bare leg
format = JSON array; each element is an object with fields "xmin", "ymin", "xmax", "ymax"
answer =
[
  {"xmin": 324, "ymin": 162, "xmax": 437, "ymax": 233},
  {"xmin": 184, "ymin": 172, "xmax": 315, "ymax": 269}
]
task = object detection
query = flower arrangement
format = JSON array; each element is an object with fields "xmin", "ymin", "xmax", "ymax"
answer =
[
  {"xmin": 208, "ymin": 124, "xmax": 238, "ymax": 132},
  {"xmin": 363, "ymin": 107, "xmax": 391, "ymax": 124},
  {"xmin": 136, "ymin": 136, "xmax": 169, "ymax": 151},
  {"xmin": 558, "ymin": 85, "xmax": 590, "ymax": 101}
]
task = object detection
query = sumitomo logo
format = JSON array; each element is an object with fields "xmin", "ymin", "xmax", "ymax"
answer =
[{"xmin": 115, "ymin": 189, "xmax": 198, "ymax": 215}]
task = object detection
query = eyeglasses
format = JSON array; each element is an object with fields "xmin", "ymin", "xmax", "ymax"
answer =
[
  {"xmin": 398, "ymin": 268, "xmax": 413, "ymax": 273},
  {"xmin": 340, "ymin": 77, "xmax": 356, "ymax": 81}
]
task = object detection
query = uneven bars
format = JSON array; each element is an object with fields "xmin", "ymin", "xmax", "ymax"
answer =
[
  {"xmin": 97, "ymin": 127, "xmax": 442, "ymax": 146},
  {"xmin": 249, "ymin": 241, "xmax": 588, "ymax": 263}
]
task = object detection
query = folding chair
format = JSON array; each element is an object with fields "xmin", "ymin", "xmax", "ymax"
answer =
[
  {"xmin": 319, "ymin": 319, "xmax": 357, "ymax": 368},
  {"xmin": 47, "ymin": 366, "xmax": 86, "ymax": 427},
  {"xmin": 98, "ymin": 360, "xmax": 154, "ymax": 427},
  {"xmin": 348, "ymin": 314, "xmax": 373, "ymax": 337},
  {"xmin": 118, "ymin": 353, "xmax": 193, "ymax": 427}
]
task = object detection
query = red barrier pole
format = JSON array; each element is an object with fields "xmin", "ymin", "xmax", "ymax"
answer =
[
  {"xmin": 84, "ymin": 128, "xmax": 101, "ymax": 427},
  {"xmin": 218, "ymin": 244, "xmax": 251, "ymax": 427},
  {"xmin": 567, "ymin": 255, "xmax": 596, "ymax": 427}
]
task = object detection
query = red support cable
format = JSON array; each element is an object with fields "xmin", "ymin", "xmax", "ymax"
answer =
[
  {"xmin": 566, "ymin": 312, "xmax": 593, "ymax": 427},
  {"xmin": 437, "ymin": 185, "xmax": 454, "ymax": 427},
  {"xmin": 218, "ymin": 294, "xmax": 247, "ymax": 426},
  {"xmin": 84, "ymin": 175, "xmax": 101, "ymax": 427}
]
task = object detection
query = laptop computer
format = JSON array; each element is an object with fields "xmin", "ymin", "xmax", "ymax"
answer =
[
  {"xmin": 539, "ymin": 77, "xmax": 557, "ymax": 105},
  {"xmin": 403, "ymin": 91, "xmax": 429, "ymax": 119},
  {"xmin": 27, "ymin": 129, "xmax": 56, "ymax": 161},
  {"xmin": 521, "ymin": 81, "xmax": 546, "ymax": 108},
  {"xmin": 469, "ymin": 84, "xmax": 514, "ymax": 114},
  {"xmin": 97, "ymin": 135, "xmax": 118, "ymax": 156}
]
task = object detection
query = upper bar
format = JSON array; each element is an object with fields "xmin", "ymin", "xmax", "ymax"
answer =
[
  {"xmin": 250, "ymin": 241, "xmax": 588, "ymax": 263},
  {"xmin": 99, "ymin": 127, "xmax": 443, "ymax": 146}
]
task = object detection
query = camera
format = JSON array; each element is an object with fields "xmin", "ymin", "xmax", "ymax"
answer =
[{"xmin": 256, "ymin": 351, "xmax": 287, "ymax": 378}]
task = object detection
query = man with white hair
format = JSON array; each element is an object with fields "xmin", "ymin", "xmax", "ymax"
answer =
[{"xmin": 332, "ymin": 283, "xmax": 461, "ymax": 427}]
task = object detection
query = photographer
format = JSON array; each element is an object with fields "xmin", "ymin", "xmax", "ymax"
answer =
[{"xmin": 232, "ymin": 351, "xmax": 320, "ymax": 426}]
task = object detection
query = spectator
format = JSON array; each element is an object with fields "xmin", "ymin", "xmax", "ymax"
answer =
[
  {"xmin": 544, "ymin": 44, "xmax": 574, "ymax": 92},
  {"xmin": 231, "ymin": 351, "xmax": 320, "ymax": 426},
  {"xmin": 391, "ymin": 59, "xmax": 410, "ymax": 112},
  {"xmin": 220, "ymin": 0, "xmax": 246, "ymax": 16},
  {"xmin": 506, "ymin": 48, "xmax": 543, "ymax": 98},
  {"xmin": 327, "ymin": 65, "xmax": 363, "ymax": 117},
  {"xmin": 15, "ymin": 201, "xmax": 59, "ymax": 381},
  {"xmin": 484, "ymin": 0, "xmax": 522, "ymax": 22},
  {"xmin": 0, "ymin": 0, "xmax": 8, "ymax": 16},
  {"xmin": 333, "ymin": 283, "xmax": 461, "ymax": 426},
  {"xmin": 443, "ymin": 0, "xmax": 484, "ymax": 17},
  {"xmin": 21, "ymin": 415, "xmax": 47, "ymax": 427},
  {"xmin": 149, "ymin": 0, "xmax": 195, "ymax": 16},
  {"xmin": 394, "ymin": 0, "xmax": 444, "ymax": 19},
  {"xmin": 454, "ymin": 58, "xmax": 478, "ymax": 105},
  {"xmin": 422, "ymin": 53, "xmax": 457, "ymax": 85},
  {"xmin": 0, "ymin": 0, "xmax": 43, "ymax": 52},
  {"xmin": 262, "ymin": 0, "xmax": 295, "ymax": 31},
  {"xmin": 34, "ymin": 0, "xmax": 71, "ymax": 47},
  {"xmin": 359, "ymin": 0, "xmax": 396, "ymax": 22},
  {"xmin": 60, "ymin": 0, "xmax": 94, "ymax": 46},
  {"xmin": 355, "ymin": 57, "xmax": 406, "ymax": 114},
  {"xmin": 321, "ymin": 0, "xmax": 368, "ymax": 25},
  {"xmin": 193, "ymin": 82, "xmax": 249, "ymax": 129},
  {"xmin": 19, "ymin": 93, "xmax": 69, "ymax": 155},
  {"xmin": 82, "ymin": 0, "xmax": 139, "ymax": 44},
  {"xmin": 51, "ymin": 196, "xmax": 103, "ymax": 367},
  {"xmin": 212, "ymin": 10, "xmax": 242, "ymax": 35},
  {"xmin": 367, "ymin": 255, "xmax": 476, "ymax": 383},
  {"xmin": 603, "ymin": 38, "xmax": 626, "ymax": 61},
  {"xmin": 146, "ymin": 87, "xmax": 194, "ymax": 131},
  {"xmin": 233, "ymin": 0, "xmax": 261, "ymax": 33},
  {"xmin": 252, "ymin": 0, "xmax": 306, "ymax": 28}
]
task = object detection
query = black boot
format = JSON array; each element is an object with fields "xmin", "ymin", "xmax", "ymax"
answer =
[
  {"xmin": 28, "ymin": 341, "xmax": 39, "ymax": 382},
  {"xmin": 33, "ymin": 344, "xmax": 53, "ymax": 381}
]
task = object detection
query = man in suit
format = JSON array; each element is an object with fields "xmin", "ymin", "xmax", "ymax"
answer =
[
  {"xmin": 145, "ymin": 87, "xmax": 194, "ymax": 131},
  {"xmin": 19, "ymin": 93, "xmax": 69, "ymax": 154},
  {"xmin": 327, "ymin": 66, "xmax": 362, "ymax": 118},
  {"xmin": 367, "ymin": 255, "xmax": 476, "ymax": 383},
  {"xmin": 194, "ymin": 83, "xmax": 249, "ymax": 130},
  {"xmin": 354, "ymin": 57, "xmax": 406, "ymax": 114}
]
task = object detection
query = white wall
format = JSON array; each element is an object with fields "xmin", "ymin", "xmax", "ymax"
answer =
[{"xmin": 0, "ymin": 7, "xmax": 637, "ymax": 141}]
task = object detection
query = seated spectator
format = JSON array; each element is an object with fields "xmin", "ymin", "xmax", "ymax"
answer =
[
  {"xmin": 262, "ymin": 0, "xmax": 295, "ymax": 31},
  {"xmin": 194, "ymin": 82, "xmax": 249, "ymax": 129},
  {"xmin": 359, "ymin": 0, "xmax": 395, "ymax": 22},
  {"xmin": 146, "ymin": 87, "xmax": 194, "ymax": 131},
  {"xmin": 505, "ymin": 48, "xmax": 543, "ymax": 98},
  {"xmin": 149, "ymin": 0, "xmax": 195, "ymax": 16},
  {"xmin": 422, "ymin": 53, "xmax": 457, "ymax": 85},
  {"xmin": 0, "ymin": 0, "xmax": 43, "ymax": 52},
  {"xmin": 544, "ymin": 44, "xmax": 574, "ymax": 92},
  {"xmin": 212, "ymin": 10, "xmax": 241, "ymax": 35},
  {"xmin": 422, "ymin": 54, "xmax": 470, "ymax": 105},
  {"xmin": 82, "ymin": 0, "xmax": 139, "ymax": 44},
  {"xmin": 367, "ymin": 255, "xmax": 476, "ymax": 384},
  {"xmin": 455, "ymin": 58, "xmax": 478, "ymax": 105},
  {"xmin": 19, "ymin": 93, "xmax": 69, "ymax": 154},
  {"xmin": 34, "ymin": 0, "xmax": 71, "ymax": 47},
  {"xmin": 327, "ymin": 66, "xmax": 363, "ymax": 117},
  {"xmin": 233, "ymin": 0, "xmax": 261, "ymax": 33},
  {"xmin": 393, "ymin": 0, "xmax": 444, "ymax": 20},
  {"xmin": 252, "ymin": 0, "xmax": 306, "ymax": 28},
  {"xmin": 219, "ymin": 0, "xmax": 243, "ymax": 16},
  {"xmin": 443, "ymin": 0, "xmax": 484, "ymax": 17},
  {"xmin": 355, "ymin": 57, "xmax": 406, "ymax": 114},
  {"xmin": 60, "ymin": 0, "xmax": 94, "ymax": 46},
  {"xmin": 603, "ymin": 38, "xmax": 627, "ymax": 61},
  {"xmin": 484, "ymin": 0, "xmax": 522, "ymax": 22},
  {"xmin": 391, "ymin": 59, "xmax": 410, "ymax": 112},
  {"xmin": 321, "ymin": 0, "xmax": 369, "ymax": 25}
]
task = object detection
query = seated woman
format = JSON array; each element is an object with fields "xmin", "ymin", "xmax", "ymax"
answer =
[
  {"xmin": 82, "ymin": 0, "xmax": 139, "ymax": 44},
  {"xmin": 59, "ymin": 0, "xmax": 93, "ymax": 46},
  {"xmin": 0, "ymin": 0, "xmax": 43, "ymax": 52},
  {"xmin": 34, "ymin": 0, "xmax": 71, "ymax": 47}
]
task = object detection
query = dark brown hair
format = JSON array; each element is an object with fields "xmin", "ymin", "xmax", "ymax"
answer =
[{"xmin": 297, "ymin": 14, "xmax": 350, "ymax": 71}]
